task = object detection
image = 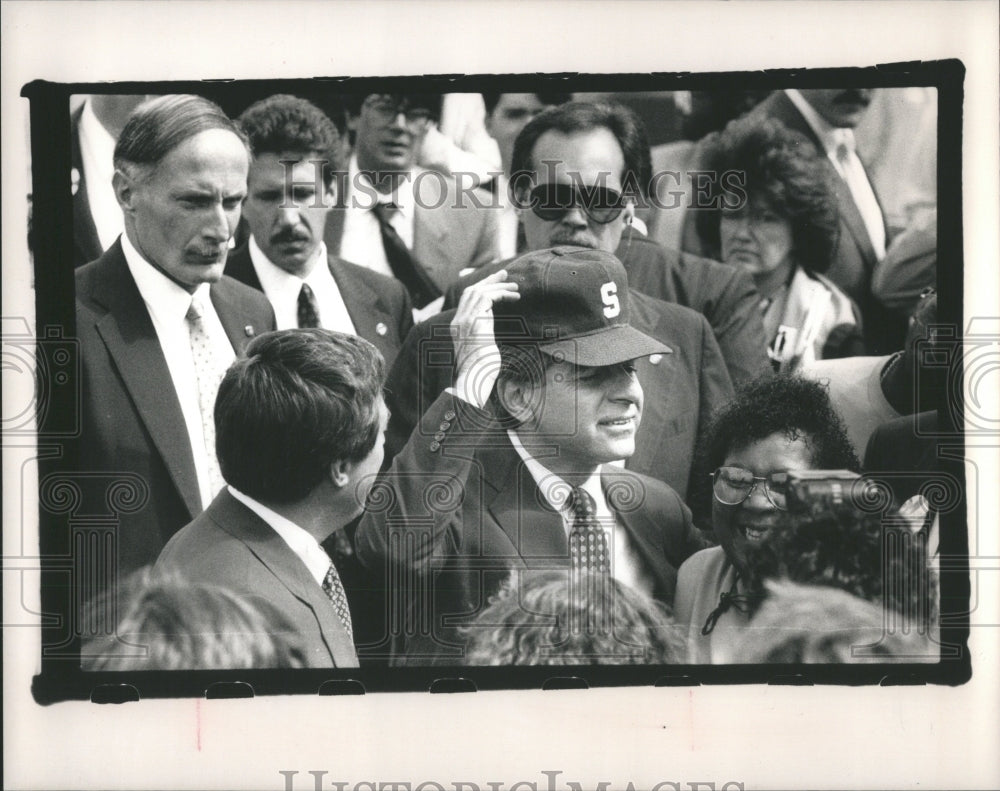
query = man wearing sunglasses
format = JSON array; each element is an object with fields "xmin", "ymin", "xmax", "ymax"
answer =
[
  {"xmin": 383, "ymin": 102, "xmax": 735, "ymax": 502},
  {"xmin": 324, "ymin": 93, "xmax": 500, "ymax": 316},
  {"xmin": 672, "ymin": 375, "xmax": 860, "ymax": 662}
]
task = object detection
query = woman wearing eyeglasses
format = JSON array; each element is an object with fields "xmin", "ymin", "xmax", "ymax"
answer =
[
  {"xmin": 674, "ymin": 374, "xmax": 859, "ymax": 663},
  {"xmin": 695, "ymin": 115, "xmax": 865, "ymax": 372}
]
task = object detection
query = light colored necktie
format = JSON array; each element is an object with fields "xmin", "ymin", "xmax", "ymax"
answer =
[
  {"xmin": 186, "ymin": 295, "xmax": 227, "ymax": 500},
  {"xmin": 322, "ymin": 562, "xmax": 354, "ymax": 641},
  {"xmin": 834, "ymin": 130, "xmax": 886, "ymax": 259}
]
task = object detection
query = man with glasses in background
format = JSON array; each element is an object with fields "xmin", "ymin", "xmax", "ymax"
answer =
[{"xmin": 325, "ymin": 93, "xmax": 500, "ymax": 317}]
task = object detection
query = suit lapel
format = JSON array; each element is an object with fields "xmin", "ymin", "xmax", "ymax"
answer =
[
  {"xmin": 601, "ymin": 468, "xmax": 674, "ymax": 600},
  {"xmin": 210, "ymin": 279, "xmax": 260, "ymax": 355},
  {"xmin": 324, "ymin": 208, "xmax": 347, "ymax": 257},
  {"xmin": 327, "ymin": 256, "xmax": 395, "ymax": 361},
  {"xmin": 206, "ymin": 490, "xmax": 358, "ymax": 667},
  {"xmin": 482, "ymin": 441, "xmax": 569, "ymax": 562},
  {"xmin": 90, "ymin": 244, "xmax": 202, "ymax": 518}
]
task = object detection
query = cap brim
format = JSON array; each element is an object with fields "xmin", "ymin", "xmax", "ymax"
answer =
[{"xmin": 538, "ymin": 325, "xmax": 672, "ymax": 367}]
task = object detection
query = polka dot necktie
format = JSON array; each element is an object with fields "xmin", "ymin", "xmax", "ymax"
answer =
[
  {"xmin": 297, "ymin": 283, "xmax": 320, "ymax": 329},
  {"xmin": 185, "ymin": 295, "xmax": 226, "ymax": 501},
  {"xmin": 568, "ymin": 487, "xmax": 611, "ymax": 574},
  {"xmin": 322, "ymin": 562, "xmax": 354, "ymax": 641}
]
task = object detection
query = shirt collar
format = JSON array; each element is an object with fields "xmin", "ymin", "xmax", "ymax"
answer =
[
  {"xmin": 227, "ymin": 485, "xmax": 332, "ymax": 585},
  {"xmin": 507, "ymin": 428, "xmax": 603, "ymax": 516},
  {"xmin": 784, "ymin": 89, "xmax": 852, "ymax": 155},
  {"xmin": 120, "ymin": 231, "xmax": 209, "ymax": 325},
  {"xmin": 348, "ymin": 153, "xmax": 415, "ymax": 217}
]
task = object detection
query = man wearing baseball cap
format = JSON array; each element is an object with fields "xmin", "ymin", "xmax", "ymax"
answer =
[{"xmin": 354, "ymin": 248, "xmax": 707, "ymax": 665}]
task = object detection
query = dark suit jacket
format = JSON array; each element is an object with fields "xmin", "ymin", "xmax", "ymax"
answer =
[
  {"xmin": 747, "ymin": 92, "xmax": 902, "ymax": 353},
  {"xmin": 154, "ymin": 488, "xmax": 359, "ymax": 668},
  {"xmin": 324, "ymin": 167, "xmax": 501, "ymax": 294},
  {"xmin": 355, "ymin": 393, "xmax": 708, "ymax": 664},
  {"xmin": 863, "ymin": 410, "xmax": 941, "ymax": 508},
  {"xmin": 224, "ymin": 242, "xmax": 413, "ymax": 368},
  {"xmin": 74, "ymin": 239, "xmax": 275, "ymax": 586},
  {"xmin": 384, "ymin": 290, "xmax": 734, "ymax": 501},
  {"xmin": 71, "ymin": 104, "xmax": 105, "ymax": 268}
]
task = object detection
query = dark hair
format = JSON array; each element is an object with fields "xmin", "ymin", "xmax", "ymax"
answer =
[
  {"xmin": 462, "ymin": 570, "xmax": 684, "ymax": 665},
  {"xmin": 482, "ymin": 91, "xmax": 574, "ymax": 116},
  {"xmin": 215, "ymin": 329, "xmax": 385, "ymax": 504},
  {"xmin": 113, "ymin": 94, "xmax": 249, "ymax": 178},
  {"xmin": 342, "ymin": 92, "xmax": 443, "ymax": 119},
  {"xmin": 692, "ymin": 374, "xmax": 859, "ymax": 524},
  {"xmin": 510, "ymin": 101, "xmax": 652, "ymax": 201},
  {"xmin": 743, "ymin": 508, "xmax": 935, "ymax": 629},
  {"xmin": 85, "ymin": 568, "xmax": 307, "ymax": 670},
  {"xmin": 696, "ymin": 114, "xmax": 840, "ymax": 273},
  {"xmin": 237, "ymin": 94, "xmax": 342, "ymax": 189}
]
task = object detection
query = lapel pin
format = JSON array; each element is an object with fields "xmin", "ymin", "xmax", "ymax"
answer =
[
  {"xmin": 376, "ymin": 322, "xmax": 388, "ymax": 336},
  {"xmin": 649, "ymin": 354, "xmax": 663, "ymax": 365},
  {"xmin": 244, "ymin": 325, "xmax": 255, "ymax": 337}
]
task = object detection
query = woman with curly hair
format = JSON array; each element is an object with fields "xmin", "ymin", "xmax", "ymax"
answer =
[
  {"xmin": 697, "ymin": 115, "xmax": 864, "ymax": 371},
  {"xmin": 675, "ymin": 374, "xmax": 860, "ymax": 663}
]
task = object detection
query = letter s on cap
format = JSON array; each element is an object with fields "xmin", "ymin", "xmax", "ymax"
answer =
[{"xmin": 601, "ymin": 282, "xmax": 621, "ymax": 318}]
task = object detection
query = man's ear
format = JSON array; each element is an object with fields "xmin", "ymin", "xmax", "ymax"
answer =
[
  {"xmin": 496, "ymin": 378, "xmax": 539, "ymax": 425},
  {"xmin": 112, "ymin": 168, "xmax": 137, "ymax": 215},
  {"xmin": 329, "ymin": 459, "xmax": 351, "ymax": 490}
]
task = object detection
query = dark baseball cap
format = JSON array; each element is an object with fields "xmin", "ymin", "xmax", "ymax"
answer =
[{"xmin": 493, "ymin": 246, "xmax": 671, "ymax": 367}]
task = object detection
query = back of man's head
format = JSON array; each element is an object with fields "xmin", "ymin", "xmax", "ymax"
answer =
[
  {"xmin": 215, "ymin": 329, "xmax": 385, "ymax": 505},
  {"xmin": 509, "ymin": 101, "xmax": 652, "ymax": 201},
  {"xmin": 237, "ymin": 94, "xmax": 342, "ymax": 189},
  {"xmin": 114, "ymin": 94, "xmax": 248, "ymax": 178}
]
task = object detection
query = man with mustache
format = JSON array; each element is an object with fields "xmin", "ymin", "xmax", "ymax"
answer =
[
  {"xmin": 225, "ymin": 94, "xmax": 413, "ymax": 368},
  {"xmin": 74, "ymin": 95, "xmax": 275, "ymax": 593},
  {"xmin": 324, "ymin": 93, "xmax": 501, "ymax": 317},
  {"xmin": 383, "ymin": 102, "xmax": 736, "ymax": 502}
]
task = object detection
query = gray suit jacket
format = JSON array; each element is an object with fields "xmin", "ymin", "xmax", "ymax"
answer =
[{"xmin": 155, "ymin": 488, "xmax": 359, "ymax": 668}]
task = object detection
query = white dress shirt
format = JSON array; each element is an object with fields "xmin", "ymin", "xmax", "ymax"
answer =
[
  {"xmin": 785, "ymin": 89, "xmax": 886, "ymax": 259},
  {"xmin": 248, "ymin": 237, "xmax": 357, "ymax": 334},
  {"xmin": 77, "ymin": 98, "xmax": 124, "ymax": 252},
  {"xmin": 339, "ymin": 154, "xmax": 417, "ymax": 278},
  {"xmin": 227, "ymin": 486, "xmax": 331, "ymax": 585},
  {"xmin": 121, "ymin": 232, "xmax": 235, "ymax": 509},
  {"xmin": 507, "ymin": 429, "xmax": 655, "ymax": 597}
]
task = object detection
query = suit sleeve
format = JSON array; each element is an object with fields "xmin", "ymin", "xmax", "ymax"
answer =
[
  {"xmin": 355, "ymin": 392, "xmax": 485, "ymax": 576},
  {"xmin": 707, "ymin": 266, "xmax": 772, "ymax": 387},
  {"xmin": 659, "ymin": 483, "xmax": 712, "ymax": 570},
  {"xmin": 383, "ymin": 316, "xmax": 456, "ymax": 465},
  {"xmin": 695, "ymin": 311, "xmax": 734, "ymax": 436}
]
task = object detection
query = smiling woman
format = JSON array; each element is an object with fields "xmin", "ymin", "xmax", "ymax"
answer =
[{"xmin": 674, "ymin": 374, "xmax": 859, "ymax": 662}]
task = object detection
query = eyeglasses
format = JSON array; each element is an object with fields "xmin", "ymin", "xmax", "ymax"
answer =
[
  {"xmin": 710, "ymin": 466, "xmax": 789, "ymax": 510},
  {"xmin": 523, "ymin": 183, "xmax": 625, "ymax": 224},
  {"xmin": 363, "ymin": 95, "xmax": 434, "ymax": 129}
]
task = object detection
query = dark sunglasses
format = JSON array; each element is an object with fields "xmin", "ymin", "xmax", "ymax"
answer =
[
  {"xmin": 710, "ymin": 466, "xmax": 790, "ymax": 510},
  {"xmin": 524, "ymin": 183, "xmax": 626, "ymax": 224}
]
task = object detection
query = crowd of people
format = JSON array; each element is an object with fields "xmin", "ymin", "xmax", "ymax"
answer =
[{"xmin": 65, "ymin": 86, "xmax": 943, "ymax": 670}]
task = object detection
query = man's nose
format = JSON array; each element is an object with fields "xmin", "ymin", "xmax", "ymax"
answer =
[
  {"xmin": 560, "ymin": 204, "xmax": 589, "ymax": 227},
  {"xmin": 203, "ymin": 203, "xmax": 230, "ymax": 241},
  {"xmin": 278, "ymin": 205, "xmax": 300, "ymax": 227},
  {"xmin": 609, "ymin": 364, "xmax": 643, "ymax": 404}
]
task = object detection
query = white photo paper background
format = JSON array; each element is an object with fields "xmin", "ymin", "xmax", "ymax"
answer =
[{"xmin": 3, "ymin": 2, "xmax": 999, "ymax": 790}]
